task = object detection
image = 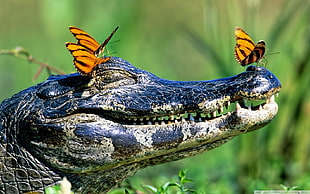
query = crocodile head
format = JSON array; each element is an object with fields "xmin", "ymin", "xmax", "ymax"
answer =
[{"xmin": 0, "ymin": 57, "xmax": 281, "ymax": 193}]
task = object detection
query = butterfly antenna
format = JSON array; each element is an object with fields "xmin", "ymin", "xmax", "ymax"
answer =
[
  {"xmin": 266, "ymin": 51, "xmax": 280, "ymax": 56},
  {"xmin": 95, "ymin": 26, "xmax": 119, "ymax": 57}
]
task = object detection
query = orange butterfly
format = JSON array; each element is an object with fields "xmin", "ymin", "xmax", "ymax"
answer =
[
  {"xmin": 234, "ymin": 27, "xmax": 265, "ymax": 66},
  {"xmin": 66, "ymin": 26, "xmax": 119, "ymax": 75}
]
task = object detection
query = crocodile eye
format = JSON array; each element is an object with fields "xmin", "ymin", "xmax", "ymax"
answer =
[
  {"xmin": 37, "ymin": 74, "xmax": 91, "ymax": 99},
  {"xmin": 92, "ymin": 68, "xmax": 138, "ymax": 89}
]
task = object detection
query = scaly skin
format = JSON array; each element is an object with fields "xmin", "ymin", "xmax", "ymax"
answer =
[{"xmin": 0, "ymin": 57, "xmax": 281, "ymax": 193}]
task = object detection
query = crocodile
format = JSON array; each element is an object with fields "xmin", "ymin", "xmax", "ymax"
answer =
[{"xmin": 0, "ymin": 56, "xmax": 281, "ymax": 193}]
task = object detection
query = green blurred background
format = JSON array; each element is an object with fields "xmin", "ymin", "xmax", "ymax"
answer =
[{"xmin": 1, "ymin": 0, "xmax": 309, "ymax": 193}]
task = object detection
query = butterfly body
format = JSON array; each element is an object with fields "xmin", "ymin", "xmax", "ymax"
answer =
[
  {"xmin": 66, "ymin": 26, "xmax": 119, "ymax": 75},
  {"xmin": 234, "ymin": 27, "xmax": 265, "ymax": 66}
]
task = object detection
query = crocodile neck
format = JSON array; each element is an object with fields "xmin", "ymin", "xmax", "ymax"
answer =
[{"xmin": 0, "ymin": 57, "xmax": 281, "ymax": 193}]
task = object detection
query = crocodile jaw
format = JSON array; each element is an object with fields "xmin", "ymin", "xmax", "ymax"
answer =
[
  {"xmin": 117, "ymin": 94, "xmax": 279, "ymax": 162},
  {"xmin": 31, "ymin": 94, "xmax": 278, "ymax": 173},
  {"xmin": 26, "ymin": 94, "xmax": 278, "ymax": 193}
]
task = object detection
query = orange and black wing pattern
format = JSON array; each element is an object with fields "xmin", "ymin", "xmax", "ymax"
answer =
[
  {"xmin": 234, "ymin": 27, "xmax": 265, "ymax": 66},
  {"xmin": 66, "ymin": 26, "xmax": 119, "ymax": 75}
]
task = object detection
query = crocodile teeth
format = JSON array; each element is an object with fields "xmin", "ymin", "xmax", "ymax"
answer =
[
  {"xmin": 265, "ymin": 95, "xmax": 275, "ymax": 105},
  {"xmin": 236, "ymin": 102, "xmax": 241, "ymax": 110},
  {"xmin": 122, "ymin": 93, "xmax": 279, "ymax": 126}
]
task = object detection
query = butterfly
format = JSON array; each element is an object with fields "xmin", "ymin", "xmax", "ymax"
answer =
[
  {"xmin": 234, "ymin": 27, "xmax": 265, "ymax": 66},
  {"xmin": 66, "ymin": 26, "xmax": 119, "ymax": 75}
]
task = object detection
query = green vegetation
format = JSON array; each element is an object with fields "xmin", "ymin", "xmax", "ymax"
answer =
[
  {"xmin": 110, "ymin": 170, "xmax": 198, "ymax": 194},
  {"xmin": 1, "ymin": 0, "xmax": 309, "ymax": 193}
]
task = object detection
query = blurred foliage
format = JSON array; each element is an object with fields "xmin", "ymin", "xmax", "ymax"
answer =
[{"xmin": 0, "ymin": 0, "xmax": 309, "ymax": 193}]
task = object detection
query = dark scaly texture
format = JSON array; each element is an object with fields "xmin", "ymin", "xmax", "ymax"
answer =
[{"xmin": 0, "ymin": 57, "xmax": 281, "ymax": 193}]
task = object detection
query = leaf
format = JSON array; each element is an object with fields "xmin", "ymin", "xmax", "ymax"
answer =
[{"xmin": 143, "ymin": 185, "xmax": 158, "ymax": 193}]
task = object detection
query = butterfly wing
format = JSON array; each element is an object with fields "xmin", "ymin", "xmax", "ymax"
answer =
[
  {"xmin": 240, "ymin": 41, "xmax": 266, "ymax": 66},
  {"xmin": 68, "ymin": 26, "xmax": 100, "ymax": 53},
  {"xmin": 65, "ymin": 43, "xmax": 102, "ymax": 75},
  {"xmin": 66, "ymin": 26, "xmax": 118, "ymax": 75},
  {"xmin": 234, "ymin": 27, "xmax": 256, "ymax": 64}
]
